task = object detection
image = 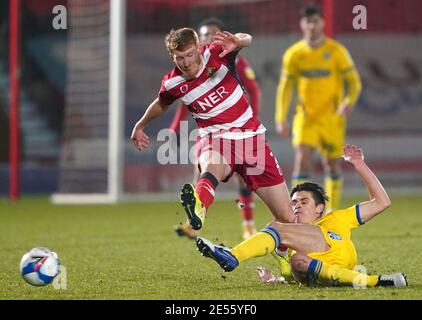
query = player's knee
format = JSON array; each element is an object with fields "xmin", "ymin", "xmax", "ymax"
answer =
[
  {"xmin": 200, "ymin": 163, "xmax": 228, "ymax": 181},
  {"xmin": 290, "ymin": 254, "xmax": 309, "ymax": 273},
  {"xmin": 199, "ymin": 149, "xmax": 223, "ymax": 165},
  {"xmin": 290, "ymin": 254, "xmax": 310, "ymax": 283}
]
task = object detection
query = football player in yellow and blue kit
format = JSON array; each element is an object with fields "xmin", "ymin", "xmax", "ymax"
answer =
[
  {"xmin": 196, "ymin": 145, "xmax": 408, "ymax": 287},
  {"xmin": 275, "ymin": 4, "xmax": 362, "ymax": 212}
]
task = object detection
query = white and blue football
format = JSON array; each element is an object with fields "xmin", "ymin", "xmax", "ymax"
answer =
[{"xmin": 19, "ymin": 247, "xmax": 61, "ymax": 286}]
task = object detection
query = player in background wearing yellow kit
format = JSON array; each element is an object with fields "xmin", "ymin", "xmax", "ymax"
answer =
[
  {"xmin": 196, "ymin": 145, "xmax": 408, "ymax": 287},
  {"xmin": 275, "ymin": 4, "xmax": 362, "ymax": 212}
]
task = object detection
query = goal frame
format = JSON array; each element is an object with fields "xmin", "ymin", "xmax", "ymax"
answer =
[{"xmin": 51, "ymin": 0, "xmax": 125, "ymax": 204}]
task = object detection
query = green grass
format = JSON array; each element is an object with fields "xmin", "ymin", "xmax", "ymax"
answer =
[{"xmin": 0, "ymin": 195, "xmax": 421, "ymax": 300}]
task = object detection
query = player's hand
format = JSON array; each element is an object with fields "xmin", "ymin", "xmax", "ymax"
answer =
[
  {"xmin": 342, "ymin": 144, "xmax": 364, "ymax": 166},
  {"xmin": 276, "ymin": 122, "xmax": 290, "ymax": 139},
  {"xmin": 337, "ymin": 103, "xmax": 353, "ymax": 117},
  {"xmin": 257, "ymin": 266, "xmax": 287, "ymax": 284},
  {"xmin": 131, "ymin": 123, "xmax": 150, "ymax": 151},
  {"xmin": 213, "ymin": 31, "xmax": 239, "ymax": 58}
]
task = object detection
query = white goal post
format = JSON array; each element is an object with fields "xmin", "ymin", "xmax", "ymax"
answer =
[{"xmin": 51, "ymin": 0, "xmax": 125, "ymax": 204}]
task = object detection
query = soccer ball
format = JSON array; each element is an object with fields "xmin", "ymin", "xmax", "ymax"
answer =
[{"xmin": 19, "ymin": 247, "xmax": 61, "ymax": 286}]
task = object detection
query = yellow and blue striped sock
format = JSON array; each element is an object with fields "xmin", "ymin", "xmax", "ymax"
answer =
[
  {"xmin": 306, "ymin": 259, "xmax": 379, "ymax": 287},
  {"xmin": 231, "ymin": 226, "xmax": 281, "ymax": 263}
]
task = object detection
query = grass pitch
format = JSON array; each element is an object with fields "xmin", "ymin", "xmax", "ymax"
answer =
[{"xmin": 0, "ymin": 195, "xmax": 421, "ymax": 300}]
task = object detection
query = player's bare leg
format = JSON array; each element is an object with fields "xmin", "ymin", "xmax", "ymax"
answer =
[
  {"xmin": 198, "ymin": 149, "xmax": 232, "ymax": 181},
  {"xmin": 192, "ymin": 160, "xmax": 201, "ymax": 183},
  {"xmin": 254, "ymin": 182, "xmax": 295, "ymax": 223},
  {"xmin": 292, "ymin": 144, "xmax": 314, "ymax": 188},
  {"xmin": 236, "ymin": 174, "xmax": 256, "ymax": 239},
  {"xmin": 268, "ymin": 222, "xmax": 328, "ymax": 253}
]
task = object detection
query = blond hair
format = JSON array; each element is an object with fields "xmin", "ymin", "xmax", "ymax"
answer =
[{"xmin": 164, "ymin": 28, "xmax": 199, "ymax": 56}]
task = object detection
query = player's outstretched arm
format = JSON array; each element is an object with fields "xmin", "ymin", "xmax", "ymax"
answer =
[
  {"xmin": 131, "ymin": 98, "xmax": 170, "ymax": 150},
  {"xmin": 275, "ymin": 51, "xmax": 296, "ymax": 139},
  {"xmin": 275, "ymin": 75, "xmax": 295, "ymax": 139},
  {"xmin": 343, "ymin": 144, "xmax": 391, "ymax": 223},
  {"xmin": 213, "ymin": 31, "xmax": 252, "ymax": 58}
]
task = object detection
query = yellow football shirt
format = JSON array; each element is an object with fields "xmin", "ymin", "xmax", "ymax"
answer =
[
  {"xmin": 275, "ymin": 38, "xmax": 361, "ymax": 123},
  {"xmin": 308, "ymin": 205, "xmax": 364, "ymax": 269}
]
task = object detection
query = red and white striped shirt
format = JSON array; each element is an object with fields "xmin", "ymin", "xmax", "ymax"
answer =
[{"xmin": 158, "ymin": 43, "xmax": 266, "ymax": 140}]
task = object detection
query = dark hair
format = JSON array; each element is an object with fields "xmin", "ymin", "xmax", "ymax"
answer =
[
  {"xmin": 198, "ymin": 17, "xmax": 226, "ymax": 31},
  {"xmin": 290, "ymin": 182, "xmax": 329, "ymax": 206},
  {"xmin": 300, "ymin": 4, "xmax": 324, "ymax": 18}
]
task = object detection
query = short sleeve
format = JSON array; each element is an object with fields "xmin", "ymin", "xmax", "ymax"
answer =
[
  {"xmin": 331, "ymin": 205, "xmax": 364, "ymax": 230},
  {"xmin": 158, "ymin": 78, "xmax": 177, "ymax": 106}
]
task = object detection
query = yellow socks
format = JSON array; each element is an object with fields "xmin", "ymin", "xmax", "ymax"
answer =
[
  {"xmin": 324, "ymin": 175, "xmax": 343, "ymax": 212},
  {"xmin": 307, "ymin": 259, "xmax": 379, "ymax": 287},
  {"xmin": 231, "ymin": 227, "xmax": 280, "ymax": 262}
]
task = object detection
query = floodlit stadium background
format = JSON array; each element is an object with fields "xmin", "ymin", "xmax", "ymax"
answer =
[{"xmin": 1, "ymin": 0, "xmax": 421, "ymax": 200}]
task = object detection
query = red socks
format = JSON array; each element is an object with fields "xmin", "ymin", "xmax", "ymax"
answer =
[{"xmin": 195, "ymin": 172, "xmax": 219, "ymax": 210}]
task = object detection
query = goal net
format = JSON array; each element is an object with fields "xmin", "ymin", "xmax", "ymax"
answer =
[{"xmin": 52, "ymin": 0, "xmax": 124, "ymax": 203}]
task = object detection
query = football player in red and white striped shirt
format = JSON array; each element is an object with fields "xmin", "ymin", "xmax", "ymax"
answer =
[
  {"xmin": 131, "ymin": 27, "xmax": 295, "ymax": 239},
  {"xmin": 170, "ymin": 18, "xmax": 262, "ymax": 240}
]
